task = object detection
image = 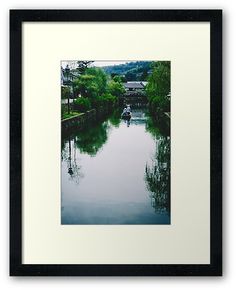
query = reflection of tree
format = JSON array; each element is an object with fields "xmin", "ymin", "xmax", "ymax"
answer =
[
  {"xmin": 109, "ymin": 110, "xmax": 121, "ymax": 128},
  {"xmin": 61, "ymin": 136, "xmax": 84, "ymax": 184},
  {"xmin": 145, "ymin": 112, "xmax": 170, "ymax": 137},
  {"xmin": 74, "ymin": 121, "xmax": 110, "ymax": 156},
  {"xmin": 145, "ymin": 136, "xmax": 170, "ymax": 215},
  {"xmin": 61, "ymin": 113, "xmax": 114, "ymax": 185}
]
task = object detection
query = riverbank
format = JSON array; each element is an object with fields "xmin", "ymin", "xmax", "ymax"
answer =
[{"xmin": 61, "ymin": 105, "xmax": 114, "ymax": 133}]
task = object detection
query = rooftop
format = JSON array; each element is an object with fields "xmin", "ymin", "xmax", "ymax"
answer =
[{"xmin": 123, "ymin": 81, "xmax": 148, "ymax": 89}]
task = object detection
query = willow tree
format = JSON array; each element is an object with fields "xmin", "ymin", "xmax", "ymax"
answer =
[
  {"xmin": 72, "ymin": 67, "xmax": 107, "ymax": 101},
  {"xmin": 146, "ymin": 61, "xmax": 171, "ymax": 114}
]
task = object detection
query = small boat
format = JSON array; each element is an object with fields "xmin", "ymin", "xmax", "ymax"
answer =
[{"xmin": 121, "ymin": 111, "xmax": 131, "ymax": 120}]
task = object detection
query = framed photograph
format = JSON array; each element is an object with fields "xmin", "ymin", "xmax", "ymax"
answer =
[{"xmin": 10, "ymin": 9, "xmax": 222, "ymax": 276}]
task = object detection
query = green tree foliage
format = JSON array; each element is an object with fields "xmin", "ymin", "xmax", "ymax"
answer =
[
  {"xmin": 61, "ymin": 63, "xmax": 131, "ymax": 117},
  {"xmin": 72, "ymin": 67, "xmax": 107, "ymax": 103},
  {"xmin": 146, "ymin": 61, "xmax": 171, "ymax": 115},
  {"xmin": 74, "ymin": 97, "xmax": 91, "ymax": 112},
  {"xmin": 75, "ymin": 122, "xmax": 110, "ymax": 156},
  {"xmin": 107, "ymin": 80, "xmax": 125, "ymax": 98},
  {"xmin": 141, "ymin": 68, "xmax": 149, "ymax": 80},
  {"xmin": 112, "ymin": 75, "xmax": 126, "ymax": 83},
  {"xmin": 76, "ymin": 61, "xmax": 94, "ymax": 74},
  {"xmin": 145, "ymin": 136, "xmax": 170, "ymax": 214},
  {"xmin": 147, "ymin": 61, "xmax": 170, "ymax": 97},
  {"xmin": 61, "ymin": 86, "xmax": 71, "ymax": 99},
  {"xmin": 71, "ymin": 67, "xmax": 122, "ymax": 113},
  {"xmin": 125, "ymin": 70, "xmax": 136, "ymax": 81},
  {"xmin": 109, "ymin": 110, "xmax": 121, "ymax": 127},
  {"xmin": 94, "ymin": 93, "xmax": 117, "ymax": 109},
  {"xmin": 103, "ymin": 61, "xmax": 151, "ymax": 81}
]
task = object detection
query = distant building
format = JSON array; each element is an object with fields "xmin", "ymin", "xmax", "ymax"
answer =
[
  {"xmin": 122, "ymin": 81, "xmax": 148, "ymax": 106},
  {"xmin": 123, "ymin": 81, "xmax": 148, "ymax": 99},
  {"xmin": 61, "ymin": 66, "xmax": 79, "ymax": 86},
  {"xmin": 123, "ymin": 81, "xmax": 148, "ymax": 92},
  {"xmin": 61, "ymin": 67, "xmax": 66, "ymax": 85}
]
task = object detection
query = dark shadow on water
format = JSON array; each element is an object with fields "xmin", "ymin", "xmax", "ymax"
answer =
[
  {"xmin": 75, "ymin": 121, "xmax": 110, "ymax": 156},
  {"xmin": 144, "ymin": 113, "xmax": 170, "ymax": 216},
  {"xmin": 61, "ymin": 110, "xmax": 121, "ymax": 183},
  {"xmin": 62, "ymin": 110, "xmax": 121, "ymax": 157},
  {"xmin": 61, "ymin": 107, "xmax": 171, "ymax": 223},
  {"xmin": 74, "ymin": 109, "xmax": 122, "ymax": 156},
  {"xmin": 145, "ymin": 136, "xmax": 170, "ymax": 216},
  {"xmin": 61, "ymin": 136, "xmax": 84, "ymax": 184}
]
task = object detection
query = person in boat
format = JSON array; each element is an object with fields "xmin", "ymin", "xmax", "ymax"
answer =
[
  {"xmin": 126, "ymin": 105, "xmax": 131, "ymax": 113},
  {"xmin": 122, "ymin": 107, "xmax": 127, "ymax": 115},
  {"xmin": 121, "ymin": 106, "xmax": 131, "ymax": 121}
]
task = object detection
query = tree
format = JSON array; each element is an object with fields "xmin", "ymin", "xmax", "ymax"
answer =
[
  {"xmin": 125, "ymin": 70, "xmax": 136, "ymax": 81},
  {"xmin": 141, "ymin": 68, "xmax": 149, "ymax": 81},
  {"xmin": 147, "ymin": 61, "xmax": 170, "ymax": 97},
  {"xmin": 76, "ymin": 61, "xmax": 94, "ymax": 74},
  {"xmin": 107, "ymin": 80, "xmax": 125, "ymax": 98},
  {"xmin": 146, "ymin": 61, "xmax": 171, "ymax": 114},
  {"xmin": 73, "ymin": 75, "xmax": 96, "ymax": 98},
  {"xmin": 72, "ymin": 67, "xmax": 107, "ymax": 103},
  {"xmin": 74, "ymin": 97, "xmax": 91, "ymax": 112},
  {"xmin": 61, "ymin": 86, "xmax": 70, "ymax": 99},
  {"xmin": 112, "ymin": 75, "xmax": 126, "ymax": 83}
]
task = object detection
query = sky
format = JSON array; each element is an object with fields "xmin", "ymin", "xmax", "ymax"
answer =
[
  {"xmin": 92, "ymin": 61, "xmax": 127, "ymax": 67},
  {"xmin": 61, "ymin": 60, "xmax": 128, "ymax": 69}
]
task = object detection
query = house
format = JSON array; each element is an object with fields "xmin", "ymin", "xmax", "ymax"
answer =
[
  {"xmin": 123, "ymin": 81, "xmax": 148, "ymax": 92},
  {"xmin": 61, "ymin": 65, "xmax": 79, "ymax": 85},
  {"xmin": 123, "ymin": 82, "xmax": 148, "ymax": 98}
]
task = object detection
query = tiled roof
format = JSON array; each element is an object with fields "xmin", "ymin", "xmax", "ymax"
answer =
[{"xmin": 123, "ymin": 82, "xmax": 147, "ymax": 89}]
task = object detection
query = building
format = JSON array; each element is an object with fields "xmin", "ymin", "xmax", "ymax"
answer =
[
  {"xmin": 123, "ymin": 81, "xmax": 148, "ymax": 92},
  {"xmin": 122, "ymin": 81, "xmax": 148, "ymax": 106},
  {"xmin": 61, "ymin": 65, "xmax": 80, "ymax": 86},
  {"xmin": 123, "ymin": 81, "xmax": 148, "ymax": 98}
]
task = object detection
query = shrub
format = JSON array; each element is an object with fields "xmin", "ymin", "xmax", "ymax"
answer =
[
  {"xmin": 74, "ymin": 97, "xmax": 91, "ymax": 112},
  {"xmin": 149, "ymin": 95, "xmax": 170, "ymax": 116},
  {"xmin": 101, "ymin": 93, "xmax": 117, "ymax": 107},
  {"xmin": 61, "ymin": 86, "xmax": 71, "ymax": 99},
  {"xmin": 107, "ymin": 80, "xmax": 125, "ymax": 98}
]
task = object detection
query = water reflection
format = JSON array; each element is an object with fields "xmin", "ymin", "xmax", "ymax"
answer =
[
  {"xmin": 145, "ymin": 136, "xmax": 170, "ymax": 215},
  {"xmin": 145, "ymin": 114, "xmax": 170, "ymax": 215},
  {"xmin": 109, "ymin": 110, "xmax": 121, "ymax": 128},
  {"xmin": 61, "ymin": 108, "xmax": 170, "ymax": 224},
  {"xmin": 61, "ymin": 136, "xmax": 84, "ymax": 184},
  {"xmin": 61, "ymin": 111, "xmax": 120, "ymax": 184},
  {"xmin": 70, "ymin": 110, "xmax": 122, "ymax": 157},
  {"xmin": 75, "ymin": 122, "xmax": 110, "ymax": 156}
]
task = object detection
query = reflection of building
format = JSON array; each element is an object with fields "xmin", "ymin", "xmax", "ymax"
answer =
[
  {"xmin": 62, "ymin": 136, "xmax": 84, "ymax": 184},
  {"xmin": 130, "ymin": 109, "xmax": 147, "ymax": 125},
  {"xmin": 122, "ymin": 81, "xmax": 148, "ymax": 106}
]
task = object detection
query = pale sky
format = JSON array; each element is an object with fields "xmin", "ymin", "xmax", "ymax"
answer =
[
  {"xmin": 92, "ymin": 61, "xmax": 127, "ymax": 67},
  {"xmin": 61, "ymin": 60, "xmax": 128, "ymax": 69}
]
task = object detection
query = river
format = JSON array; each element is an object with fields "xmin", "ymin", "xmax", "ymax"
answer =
[{"xmin": 61, "ymin": 108, "xmax": 170, "ymax": 224}]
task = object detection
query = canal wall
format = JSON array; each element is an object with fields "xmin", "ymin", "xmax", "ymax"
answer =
[
  {"xmin": 61, "ymin": 109, "xmax": 96, "ymax": 132},
  {"xmin": 62, "ymin": 105, "xmax": 113, "ymax": 132}
]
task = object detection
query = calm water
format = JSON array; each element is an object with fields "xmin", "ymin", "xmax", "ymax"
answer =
[{"xmin": 61, "ymin": 109, "xmax": 170, "ymax": 224}]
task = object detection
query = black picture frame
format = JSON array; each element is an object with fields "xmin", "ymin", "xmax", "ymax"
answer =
[{"xmin": 10, "ymin": 9, "xmax": 222, "ymax": 276}]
